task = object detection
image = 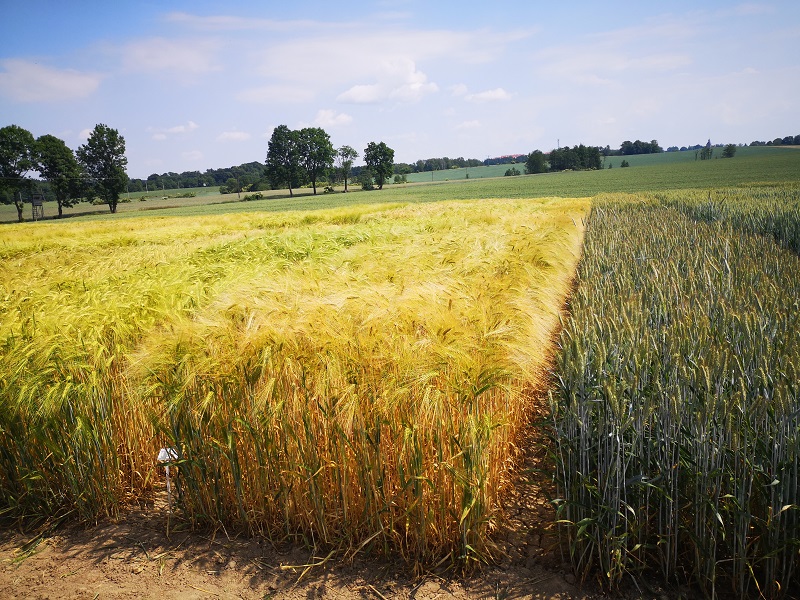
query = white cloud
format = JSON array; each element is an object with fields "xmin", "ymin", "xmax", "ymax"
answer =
[
  {"xmin": 456, "ymin": 120, "xmax": 481, "ymax": 130},
  {"xmin": 217, "ymin": 131, "xmax": 251, "ymax": 142},
  {"xmin": 0, "ymin": 59, "xmax": 101, "ymax": 102},
  {"xmin": 121, "ymin": 38, "xmax": 221, "ymax": 75},
  {"xmin": 77, "ymin": 128, "xmax": 93, "ymax": 142},
  {"xmin": 256, "ymin": 28, "xmax": 529, "ymax": 86},
  {"xmin": 182, "ymin": 150, "xmax": 203, "ymax": 161},
  {"xmin": 533, "ymin": 18, "xmax": 697, "ymax": 87},
  {"xmin": 167, "ymin": 120, "xmax": 199, "ymax": 134},
  {"xmin": 449, "ymin": 83, "xmax": 468, "ymax": 96},
  {"xmin": 148, "ymin": 120, "xmax": 198, "ymax": 141},
  {"xmin": 537, "ymin": 49, "xmax": 692, "ymax": 85},
  {"xmin": 236, "ymin": 85, "xmax": 315, "ymax": 104},
  {"xmin": 314, "ymin": 109, "xmax": 353, "ymax": 127},
  {"xmin": 337, "ymin": 57, "xmax": 438, "ymax": 104},
  {"xmin": 165, "ymin": 12, "xmax": 332, "ymax": 33},
  {"xmin": 337, "ymin": 84, "xmax": 384, "ymax": 104},
  {"xmin": 465, "ymin": 88, "xmax": 512, "ymax": 103},
  {"xmin": 731, "ymin": 3, "xmax": 775, "ymax": 17}
]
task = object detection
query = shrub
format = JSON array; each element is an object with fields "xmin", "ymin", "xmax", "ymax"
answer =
[{"xmin": 722, "ymin": 144, "xmax": 737, "ymax": 158}]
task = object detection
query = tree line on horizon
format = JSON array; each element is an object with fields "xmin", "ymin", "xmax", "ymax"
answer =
[
  {"xmin": 0, "ymin": 123, "xmax": 127, "ymax": 221},
  {"xmin": 4, "ymin": 122, "xmax": 799, "ymax": 222},
  {"xmin": 0, "ymin": 122, "xmax": 397, "ymax": 221}
]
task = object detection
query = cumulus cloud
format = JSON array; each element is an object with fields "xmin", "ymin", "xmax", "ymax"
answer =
[
  {"xmin": 337, "ymin": 84, "xmax": 383, "ymax": 104},
  {"xmin": 0, "ymin": 59, "xmax": 101, "ymax": 102},
  {"xmin": 465, "ymin": 88, "xmax": 512, "ymax": 103},
  {"xmin": 314, "ymin": 109, "xmax": 353, "ymax": 127},
  {"xmin": 449, "ymin": 83, "xmax": 468, "ymax": 96},
  {"xmin": 77, "ymin": 128, "xmax": 93, "ymax": 142},
  {"xmin": 149, "ymin": 120, "xmax": 198, "ymax": 140},
  {"xmin": 337, "ymin": 57, "xmax": 438, "ymax": 104},
  {"xmin": 263, "ymin": 27, "xmax": 530, "ymax": 81},
  {"xmin": 217, "ymin": 131, "xmax": 251, "ymax": 142}
]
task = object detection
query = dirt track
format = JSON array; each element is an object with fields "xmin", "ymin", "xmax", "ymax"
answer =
[{"xmin": 0, "ymin": 430, "xmax": 604, "ymax": 600}]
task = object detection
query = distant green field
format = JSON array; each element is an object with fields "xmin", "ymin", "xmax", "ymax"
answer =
[
  {"xmin": 124, "ymin": 185, "xmax": 222, "ymax": 200},
  {"xmin": 403, "ymin": 145, "xmax": 793, "ymax": 182},
  {"xmin": 405, "ymin": 163, "xmax": 516, "ymax": 182},
  {"xmin": 2, "ymin": 146, "xmax": 799, "ymax": 224}
]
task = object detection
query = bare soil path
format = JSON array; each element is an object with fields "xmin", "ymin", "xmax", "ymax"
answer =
[{"xmin": 0, "ymin": 408, "xmax": 626, "ymax": 599}]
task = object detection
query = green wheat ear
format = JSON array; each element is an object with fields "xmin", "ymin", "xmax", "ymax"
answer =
[{"xmin": 550, "ymin": 190, "xmax": 800, "ymax": 597}]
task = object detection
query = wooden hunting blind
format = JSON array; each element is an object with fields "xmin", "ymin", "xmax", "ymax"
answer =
[{"xmin": 31, "ymin": 193, "xmax": 44, "ymax": 221}]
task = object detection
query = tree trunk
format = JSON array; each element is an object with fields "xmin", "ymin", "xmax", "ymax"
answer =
[
  {"xmin": 58, "ymin": 201, "xmax": 63, "ymax": 218},
  {"xmin": 288, "ymin": 185, "xmax": 293, "ymax": 197},
  {"xmin": 344, "ymin": 177, "xmax": 348, "ymax": 193},
  {"xmin": 109, "ymin": 201, "xmax": 117, "ymax": 213},
  {"xmin": 14, "ymin": 192, "xmax": 23, "ymax": 222},
  {"xmin": 312, "ymin": 180, "xmax": 317, "ymax": 195}
]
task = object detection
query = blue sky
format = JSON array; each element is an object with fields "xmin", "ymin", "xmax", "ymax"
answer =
[{"xmin": 1, "ymin": 1, "xmax": 798, "ymax": 178}]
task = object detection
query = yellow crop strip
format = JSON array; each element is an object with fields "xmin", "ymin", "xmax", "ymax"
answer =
[{"xmin": 0, "ymin": 197, "xmax": 588, "ymax": 564}]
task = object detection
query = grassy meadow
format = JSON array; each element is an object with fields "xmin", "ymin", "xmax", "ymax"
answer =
[{"xmin": 0, "ymin": 197, "xmax": 588, "ymax": 565}]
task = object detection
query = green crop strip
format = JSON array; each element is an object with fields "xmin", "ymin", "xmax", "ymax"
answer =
[{"xmin": 550, "ymin": 191, "xmax": 800, "ymax": 598}]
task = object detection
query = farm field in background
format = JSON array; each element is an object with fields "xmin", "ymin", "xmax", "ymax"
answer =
[
  {"xmin": 0, "ymin": 197, "xmax": 589, "ymax": 565},
  {"xmin": 1, "ymin": 146, "xmax": 798, "ymax": 224}
]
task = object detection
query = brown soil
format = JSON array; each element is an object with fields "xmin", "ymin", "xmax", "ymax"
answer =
[{"xmin": 0, "ymin": 426, "xmax": 611, "ymax": 600}]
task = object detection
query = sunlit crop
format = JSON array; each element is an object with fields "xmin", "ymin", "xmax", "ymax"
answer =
[{"xmin": 0, "ymin": 197, "xmax": 588, "ymax": 566}]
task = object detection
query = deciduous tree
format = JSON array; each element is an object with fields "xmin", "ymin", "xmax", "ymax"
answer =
[
  {"xmin": 34, "ymin": 134, "xmax": 85, "ymax": 217},
  {"xmin": 77, "ymin": 124, "xmax": 128, "ymax": 213},
  {"xmin": 336, "ymin": 145, "xmax": 358, "ymax": 192},
  {"xmin": 0, "ymin": 124, "xmax": 35, "ymax": 222},
  {"xmin": 297, "ymin": 127, "xmax": 335, "ymax": 195},
  {"xmin": 525, "ymin": 150, "xmax": 546, "ymax": 174},
  {"xmin": 363, "ymin": 141, "xmax": 394, "ymax": 190},
  {"xmin": 266, "ymin": 125, "xmax": 303, "ymax": 196}
]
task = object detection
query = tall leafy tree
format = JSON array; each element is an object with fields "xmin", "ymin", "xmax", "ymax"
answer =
[
  {"xmin": 297, "ymin": 127, "xmax": 335, "ymax": 195},
  {"xmin": 363, "ymin": 141, "xmax": 394, "ymax": 190},
  {"xmin": 336, "ymin": 145, "xmax": 358, "ymax": 192},
  {"xmin": 34, "ymin": 134, "xmax": 85, "ymax": 217},
  {"xmin": 525, "ymin": 150, "xmax": 547, "ymax": 174},
  {"xmin": 266, "ymin": 125, "xmax": 303, "ymax": 197},
  {"xmin": 0, "ymin": 124, "xmax": 36, "ymax": 222},
  {"xmin": 77, "ymin": 124, "xmax": 128, "ymax": 213}
]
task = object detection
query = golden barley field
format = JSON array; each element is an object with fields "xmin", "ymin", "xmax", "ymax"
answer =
[{"xmin": 0, "ymin": 197, "xmax": 588, "ymax": 565}]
